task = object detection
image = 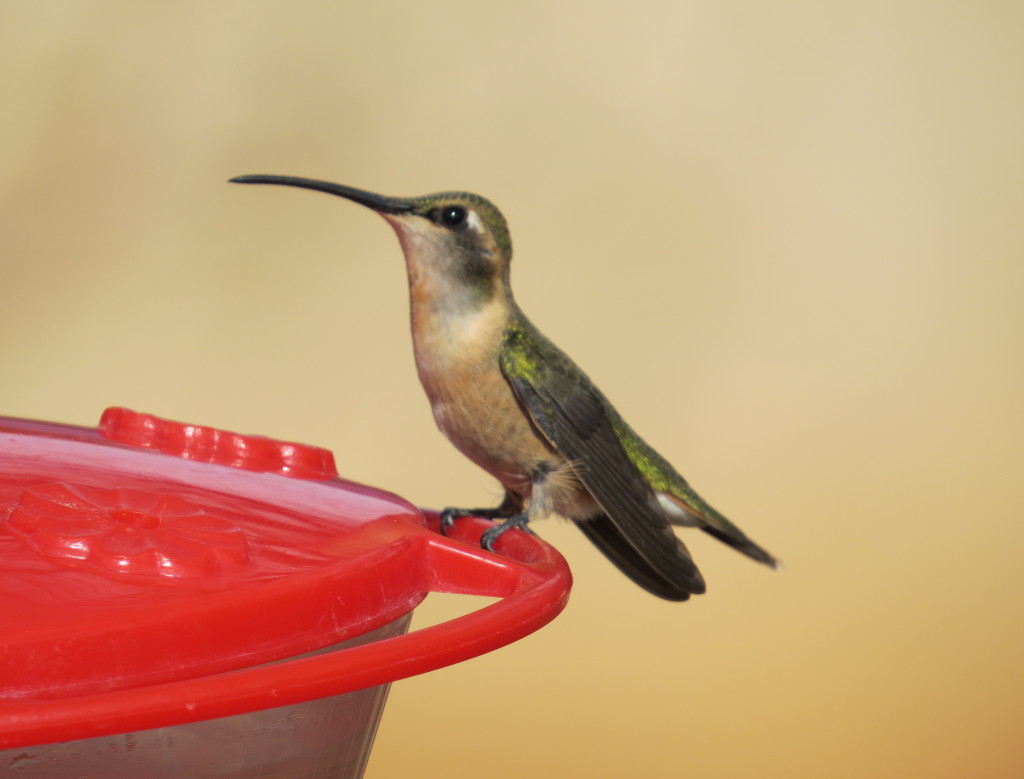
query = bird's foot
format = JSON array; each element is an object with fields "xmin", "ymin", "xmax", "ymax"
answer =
[
  {"xmin": 439, "ymin": 508, "xmax": 469, "ymax": 536},
  {"xmin": 439, "ymin": 506, "xmax": 511, "ymax": 536},
  {"xmin": 480, "ymin": 513, "xmax": 534, "ymax": 551}
]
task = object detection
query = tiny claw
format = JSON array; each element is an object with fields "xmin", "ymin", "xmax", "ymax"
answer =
[
  {"xmin": 438, "ymin": 508, "xmax": 466, "ymax": 537},
  {"xmin": 480, "ymin": 513, "xmax": 533, "ymax": 551},
  {"xmin": 438, "ymin": 503, "xmax": 473, "ymax": 536}
]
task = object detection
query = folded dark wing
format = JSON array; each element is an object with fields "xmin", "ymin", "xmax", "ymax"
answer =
[{"xmin": 499, "ymin": 326, "xmax": 705, "ymax": 599}]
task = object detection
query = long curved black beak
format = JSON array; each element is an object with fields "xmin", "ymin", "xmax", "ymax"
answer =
[{"xmin": 229, "ymin": 175, "xmax": 414, "ymax": 215}]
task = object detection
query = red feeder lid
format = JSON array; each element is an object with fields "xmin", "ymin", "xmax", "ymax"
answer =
[{"xmin": 0, "ymin": 408, "xmax": 571, "ymax": 749}]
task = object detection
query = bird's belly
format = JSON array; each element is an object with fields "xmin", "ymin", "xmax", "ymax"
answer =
[
  {"xmin": 428, "ymin": 381, "xmax": 599, "ymax": 520},
  {"xmin": 428, "ymin": 376, "xmax": 547, "ymax": 494},
  {"xmin": 410, "ymin": 303, "xmax": 597, "ymax": 519}
]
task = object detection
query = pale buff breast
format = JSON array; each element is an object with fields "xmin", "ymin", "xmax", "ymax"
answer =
[
  {"xmin": 409, "ymin": 297, "xmax": 604, "ymax": 521},
  {"xmin": 410, "ymin": 297, "xmax": 551, "ymax": 494}
]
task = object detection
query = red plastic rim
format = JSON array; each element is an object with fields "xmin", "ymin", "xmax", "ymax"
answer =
[{"xmin": 0, "ymin": 411, "xmax": 573, "ymax": 749}]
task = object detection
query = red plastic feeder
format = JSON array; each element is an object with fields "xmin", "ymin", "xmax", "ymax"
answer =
[{"xmin": 0, "ymin": 408, "xmax": 571, "ymax": 777}]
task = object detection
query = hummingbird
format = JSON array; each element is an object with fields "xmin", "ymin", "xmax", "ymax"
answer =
[{"xmin": 230, "ymin": 174, "xmax": 777, "ymax": 601}]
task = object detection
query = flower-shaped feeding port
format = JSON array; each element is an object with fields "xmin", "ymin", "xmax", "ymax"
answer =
[{"xmin": 5, "ymin": 482, "xmax": 252, "ymax": 581}]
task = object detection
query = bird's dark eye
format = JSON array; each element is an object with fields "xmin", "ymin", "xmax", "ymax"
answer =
[{"xmin": 437, "ymin": 205, "xmax": 467, "ymax": 228}]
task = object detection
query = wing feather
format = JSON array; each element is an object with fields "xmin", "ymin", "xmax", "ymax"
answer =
[{"xmin": 500, "ymin": 320, "xmax": 705, "ymax": 597}]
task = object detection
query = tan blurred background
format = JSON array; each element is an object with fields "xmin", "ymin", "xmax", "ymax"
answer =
[{"xmin": 2, "ymin": 2, "xmax": 1022, "ymax": 777}]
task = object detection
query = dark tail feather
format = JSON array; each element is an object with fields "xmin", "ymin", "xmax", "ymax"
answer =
[
  {"xmin": 662, "ymin": 493, "xmax": 778, "ymax": 568},
  {"xmin": 698, "ymin": 524, "xmax": 778, "ymax": 568},
  {"xmin": 574, "ymin": 514, "xmax": 706, "ymax": 601}
]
